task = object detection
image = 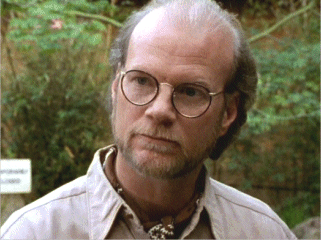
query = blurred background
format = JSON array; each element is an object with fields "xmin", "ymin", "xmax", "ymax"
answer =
[{"xmin": 1, "ymin": 0, "xmax": 320, "ymax": 238}]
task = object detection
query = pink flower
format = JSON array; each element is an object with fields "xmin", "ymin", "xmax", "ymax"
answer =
[{"xmin": 51, "ymin": 19, "xmax": 63, "ymax": 29}]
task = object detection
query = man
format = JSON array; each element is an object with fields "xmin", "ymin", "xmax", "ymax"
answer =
[{"xmin": 1, "ymin": 0, "xmax": 296, "ymax": 239}]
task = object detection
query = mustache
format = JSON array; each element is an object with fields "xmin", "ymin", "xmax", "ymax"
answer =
[{"xmin": 129, "ymin": 123, "xmax": 182, "ymax": 144}]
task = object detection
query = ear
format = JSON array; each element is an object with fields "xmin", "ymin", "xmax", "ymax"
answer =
[
  {"xmin": 219, "ymin": 92, "xmax": 239, "ymax": 137},
  {"xmin": 111, "ymin": 78, "xmax": 118, "ymax": 104},
  {"xmin": 111, "ymin": 67, "xmax": 122, "ymax": 104}
]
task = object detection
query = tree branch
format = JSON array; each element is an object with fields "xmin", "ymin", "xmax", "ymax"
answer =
[
  {"xmin": 249, "ymin": 1, "xmax": 316, "ymax": 43},
  {"xmin": 64, "ymin": 10, "xmax": 123, "ymax": 28},
  {"xmin": 251, "ymin": 109, "xmax": 320, "ymax": 122},
  {"xmin": 229, "ymin": 183, "xmax": 319, "ymax": 193}
]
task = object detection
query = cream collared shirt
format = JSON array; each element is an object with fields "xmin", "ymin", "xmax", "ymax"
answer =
[{"xmin": 1, "ymin": 145, "xmax": 296, "ymax": 239}]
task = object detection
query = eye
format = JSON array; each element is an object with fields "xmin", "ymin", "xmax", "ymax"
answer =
[
  {"xmin": 175, "ymin": 84, "xmax": 207, "ymax": 98},
  {"xmin": 184, "ymin": 87, "xmax": 197, "ymax": 96},
  {"xmin": 127, "ymin": 72, "xmax": 155, "ymax": 87},
  {"xmin": 135, "ymin": 77, "xmax": 148, "ymax": 85}
]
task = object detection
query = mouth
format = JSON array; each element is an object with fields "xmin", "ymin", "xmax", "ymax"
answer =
[
  {"xmin": 139, "ymin": 134, "xmax": 178, "ymax": 145},
  {"xmin": 132, "ymin": 133, "xmax": 181, "ymax": 153}
]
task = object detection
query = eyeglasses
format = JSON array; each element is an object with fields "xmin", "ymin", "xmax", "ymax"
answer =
[{"xmin": 120, "ymin": 70, "xmax": 224, "ymax": 118}]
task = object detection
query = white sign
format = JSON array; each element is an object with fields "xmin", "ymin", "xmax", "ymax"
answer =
[{"xmin": 1, "ymin": 159, "xmax": 32, "ymax": 194}]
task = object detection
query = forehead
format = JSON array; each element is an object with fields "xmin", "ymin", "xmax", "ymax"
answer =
[{"xmin": 127, "ymin": 8, "xmax": 235, "ymax": 85}]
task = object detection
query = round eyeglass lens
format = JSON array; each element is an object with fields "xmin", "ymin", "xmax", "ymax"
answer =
[
  {"xmin": 121, "ymin": 71, "xmax": 158, "ymax": 105},
  {"xmin": 173, "ymin": 83, "xmax": 211, "ymax": 117}
]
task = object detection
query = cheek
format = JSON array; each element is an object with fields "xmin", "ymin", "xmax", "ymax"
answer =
[
  {"xmin": 113, "ymin": 96, "xmax": 128, "ymax": 137},
  {"xmin": 184, "ymin": 108, "xmax": 224, "ymax": 147},
  {"xmin": 182, "ymin": 117, "xmax": 218, "ymax": 147},
  {"xmin": 113, "ymin": 95, "xmax": 142, "ymax": 136}
]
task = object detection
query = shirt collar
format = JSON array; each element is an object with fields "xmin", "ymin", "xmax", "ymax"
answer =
[
  {"xmin": 86, "ymin": 145, "xmax": 124, "ymax": 240},
  {"xmin": 179, "ymin": 165, "xmax": 220, "ymax": 239},
  {"xmin": 203, "ymin": 170, "xmax": 222, "ymax": 239}
]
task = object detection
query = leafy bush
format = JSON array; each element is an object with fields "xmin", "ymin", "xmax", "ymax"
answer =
[
  {"xmin": 248, "ymin": 40, "xmax": 319, "ymax": 134},
  {"xmin": 2, "ymin": 0, "xmax": 119, "ymax": 201},
  {"xmin": 2, "ymin": 0, "xmax": 119, "ymax": 203},
  {"xmin": 277, "ymin": 192, "xmax": 320, "ymax": 228},
  {"xmin": 245, "ymin": 0, "xmax": 319, "ymax": 17},
  {"xmin": 2, "ymin": 45, "xmax": 112, "ymax": 200},
  {"xmin": 221, "ymin": 12, "xmax": 320, "ymax": 227},
  {"xmin": 5, "ymin": 0, "xmax": 116, "ymax": 51}
]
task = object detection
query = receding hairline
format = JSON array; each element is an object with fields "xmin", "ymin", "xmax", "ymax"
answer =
[
  {"xmin": 127, "ymin": 2, "xmax": 240, "ymax": 75},
  {"xmin": 132, "ymin": 4, "xmax": 238, "ymax": 41}
]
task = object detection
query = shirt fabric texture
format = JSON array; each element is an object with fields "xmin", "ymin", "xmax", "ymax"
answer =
[{"xmin": 1, "ymin": 145, "xmax": 297, "ymax": 239}]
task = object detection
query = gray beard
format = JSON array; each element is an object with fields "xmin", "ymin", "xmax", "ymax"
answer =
[
  {"xmin": 112, "ymin": 118, "xmax": 218, "ymax": 179},
  {"xmin": 115, "ymin": 136, "xmax": 210, "ymax": 179}
]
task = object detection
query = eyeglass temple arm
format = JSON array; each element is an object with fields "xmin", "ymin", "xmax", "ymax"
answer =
[{"xmin": 209, "ymin": 91, "xmax": 224, "ymax": 97}]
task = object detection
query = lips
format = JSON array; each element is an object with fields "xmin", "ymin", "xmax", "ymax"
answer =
[
  {"xmin": 131, "ymin": 133, "xmax": 181, "ymax": 154},
  {"xmin": 140, "ymin": 134, "xmax": 178, "ymax": 145}
]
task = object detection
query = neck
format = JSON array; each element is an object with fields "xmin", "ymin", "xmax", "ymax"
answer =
[{"xmin": 114, "ymin": 152, "xmax": 204, "ymax": 220}]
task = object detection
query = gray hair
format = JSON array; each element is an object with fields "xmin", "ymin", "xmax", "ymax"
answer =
[{"xmin": 109, "ymin": 0, "xmax": 258, "ymax": 160}]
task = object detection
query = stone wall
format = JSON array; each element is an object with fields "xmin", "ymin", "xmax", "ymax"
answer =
[{"xmin": 292, "ymin": 217, "xmax": 321, "ymax": 239}]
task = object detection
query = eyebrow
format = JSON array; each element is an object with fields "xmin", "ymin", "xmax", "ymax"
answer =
[
  {"xmin": 124, "ymin": 67, "xmax": 217, "ymax": 91},
  {"xmin": 187, "ymin": 79, "xmax": 218, "ymax": 92}
]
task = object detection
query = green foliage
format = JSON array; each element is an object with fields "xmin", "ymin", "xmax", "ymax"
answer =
[
  {"xmin": 1, "ymin": 0, "xmax": 115, "ymax": 201},
  {"xmin": 247, "ymin": 40, "xmax": 320, "ymax": 134},
  {"xmin": 2, "ymin": 0, "xmax": 120, "ymax": 202},
  {"xmin": 223, "ymin": 9, "xmax": 320, "ymax": 226},
  {"xmin": 245, "ymin": 0, "xmax": 318, "ymax": 17},
  {"xmin": 277, "ymin": 192, "xmax": 320, "ymax": 228},
  {"xmin": 4, "ymin": 0, "xmax": 115, "ymax": 51},
  {"xmin": 2, "ymin": 46, "xmax": 111, "ymax": 199}
]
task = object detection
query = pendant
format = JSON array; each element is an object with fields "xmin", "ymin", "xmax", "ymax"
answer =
[{"xmin": 148, "ymin": 223, "xmax": 174, "ymax": 239}]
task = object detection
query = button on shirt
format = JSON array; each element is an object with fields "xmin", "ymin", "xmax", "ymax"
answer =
[{"xmin": 1, "ymin": 145, "xmax": 297, "ymax": 239}]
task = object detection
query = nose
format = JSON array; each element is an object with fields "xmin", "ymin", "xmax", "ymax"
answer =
[{"xmin": 144, "ymin": 83, "xmax": 177, "ymax": 124}]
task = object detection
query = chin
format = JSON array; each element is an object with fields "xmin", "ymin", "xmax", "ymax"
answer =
[{"xmin": 127, "ymin": 148, "xmax": 200, "ymax": 179}]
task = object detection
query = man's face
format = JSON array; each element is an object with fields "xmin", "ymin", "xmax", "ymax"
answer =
[{"xmin": 111, "ymin": 12, "xmax": 237, "ymax": 179}]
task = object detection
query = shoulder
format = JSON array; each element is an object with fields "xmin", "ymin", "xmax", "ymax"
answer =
[
  {"xmin": 209, "ymin": 178, "xmax": 275, "ymax": 217},
  {"xmin": 206, "ymin": 178, "xmax": 297, "ymax": 239},
  {"xmin": 1, "ymin": 176, "xmax": 88, "ymax": 239}
]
